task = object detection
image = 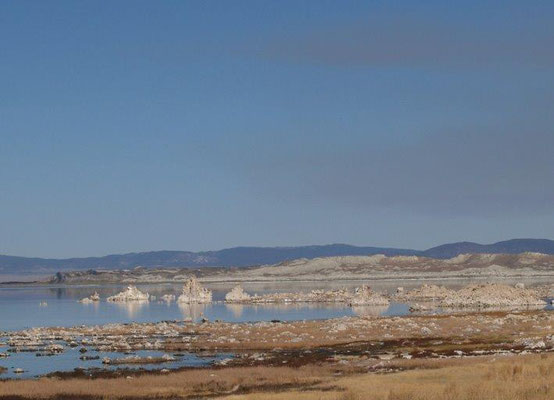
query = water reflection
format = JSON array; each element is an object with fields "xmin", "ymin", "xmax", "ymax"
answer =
[
  {"xmin": 112, "ymin": 300, "xmax": 148, "ymax": 318},
  {"xmin": 79, "ymin": 301, "xmax": 100, "ymax": 311},
  {"xmin": 351, "ymin": 305, "xmax": 389, "ymax": 316},
  {"xmin": 253, "ymin": 302, "xmax": 347, "ymax": 311},
  {"xmin": 225, "ymin": 303, "xmax": 244, "ymax": 318},
  {"xmin": 178, "ymin": 303, "xmax": 207, "ymax": 320}
]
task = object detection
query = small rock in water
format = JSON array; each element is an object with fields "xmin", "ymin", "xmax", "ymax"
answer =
[{"xmin": 160, "ymin": 294, "xmax": 176, "ymax": 303}]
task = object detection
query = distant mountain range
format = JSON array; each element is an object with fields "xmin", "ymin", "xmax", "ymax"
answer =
[{"xmin": 1, "ymin": 239, "xmax": 554, "ymax": 277}]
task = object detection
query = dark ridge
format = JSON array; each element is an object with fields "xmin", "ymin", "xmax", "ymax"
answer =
[{"xmin": 423, "ymin": 238, "xmax": 554, "ymax": 259}]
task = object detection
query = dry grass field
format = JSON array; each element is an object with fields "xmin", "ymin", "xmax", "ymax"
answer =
[{"xmin": 1, "ymin": 353, "xmax": 553, "ymax": 399}]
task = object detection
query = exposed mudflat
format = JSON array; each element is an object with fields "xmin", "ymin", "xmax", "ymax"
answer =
[{"xmin": 3, "ymin": 309, "xmax": 553, "ymax": 355}]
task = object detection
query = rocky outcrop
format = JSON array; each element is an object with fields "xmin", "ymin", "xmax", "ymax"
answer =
[
  {"xmin": 177, "ymin": 278, "xmax": 212, "ymax": 304},
  {"xmin": 102, "ymin": 354, "xmax": 175, "ymax": 365},
  {"xmin": 348, "ymin": 285, "xmax": 390, "ymax": 306},
  {"xmin": 439, "ymin": 283, "xmax": 546, "ymax": 308},
  {"xmin": 107, "ymin": 286, "xmax": 149, "ymax": 302},
  {"xmin": 79, "ymin": 292, "xmax": 100, "ymax": 303},
  {"xmin": 225, "ymin": 286, "xmax": 252, "ymax": 302},
  {"xmin": 242, "ymin": 289, "xmax": 351, "ymax": 304},
  {"xmin": 223, "ymin": 286, "xmax": 389, "ymax": 306},
  {"xmin": 399, "ymin": 284, "xmax": 455, "ymax": 301}
]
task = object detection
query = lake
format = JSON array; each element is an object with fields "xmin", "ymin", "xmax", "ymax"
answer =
[
  {"xmin": 1, "ymin": 281, "xmax": 552, "ymax": 378},
  {"xmin": 0, "ymin": 282, "xmax": 416, "ymax": 332},
  {"xmin": 2, "ymin": 279, "xmax": 553, "ymax": 332},
  {"xmin": 0, "ymin": 282, "xmax": 411, "ymax": 378}
]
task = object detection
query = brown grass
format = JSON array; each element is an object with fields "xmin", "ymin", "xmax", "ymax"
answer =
[
  {"xmin": 0, "ymin": 365, "xmax": 333, "ymax": 399},
  {"xmin": 1, "ymin": 354, "xmax": 553, "ymax": 399},
  {"xmin": 226, "ymin": 353, "xmax": 554, "ymax": 400}
]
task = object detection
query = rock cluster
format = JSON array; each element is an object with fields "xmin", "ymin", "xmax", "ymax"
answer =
[
  {"xmin": 348, "ymin": 285, "xmax": 390, "ymax": 306},
  {"xmin": 225, "ymin": 286, "xmax": 252, "ymax": 302},
  {"xmin": 439, "ymin": 283, "xmax": 546, "ymax": 308},
  {"xmin": 223, "ymin": 286, "xmax": 389, "ymax": 305},
  {"xmin": 399, "ymin": 284, "xmax": 454, "ymax": 301},
  {"xmin": 2, "ymin": 311, "xmax": 553, "ymax": 365},
  {"xmin": 102, "ymin": 354, "xmax": 175, "ymax": 365},
  {"xmin": 107, "ymin": 286, "xmax": 150, "ymax": 302},
  {"xmin": 177, "ymin": 277, "xmax": 212, "ymax": 304}
]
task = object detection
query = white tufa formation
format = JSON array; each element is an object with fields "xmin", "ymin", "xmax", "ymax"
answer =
[
  {"xmin": 107, "ymin": 286, "xmax": 150, "ymax": 302},
  {"xmin": 225, "ymin": 286, "xmax": 252, "ymax": 302},
  {"xmin": 348, "ymin": 285, "xmax": 390, "ymax": 306},
  {"xmin": 79, "ymin": 292, "xmax": 100, "ymax": 303},
  {"xmin": 177, "ymin": 277, "xmax": 212, "ymax": 304}
]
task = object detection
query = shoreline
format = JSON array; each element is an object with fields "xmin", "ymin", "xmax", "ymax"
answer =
[
  {"xmin": 4, "ymin": 273, "xmax": 554, "ymax": 287},
  {"xmin": 1, "ymin": 310, "xmax": 554, "ymax": 398}
]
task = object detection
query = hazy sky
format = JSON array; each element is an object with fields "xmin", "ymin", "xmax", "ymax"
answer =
[{"xmin": 1, "ymin": 1, "xmax": 553, "ymax": 258}]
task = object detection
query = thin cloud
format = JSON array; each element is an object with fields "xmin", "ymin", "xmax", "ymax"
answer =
[
  {"xmin": 236, "ymin": 124, "xmax": 554, "ymax": 217},
  {"xmin": 258, "ymin": 16, "xmax": 554, "ymax": 69}
]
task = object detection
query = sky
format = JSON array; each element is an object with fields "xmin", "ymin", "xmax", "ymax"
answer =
[{"xmin": 1, "ymin": 0, "xmax": 553, "ymax": 258}]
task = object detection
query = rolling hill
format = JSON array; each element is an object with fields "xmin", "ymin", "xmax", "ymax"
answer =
[{"xmin": 1, "ymin": 239, "xmax": 553, "ymax": 277}]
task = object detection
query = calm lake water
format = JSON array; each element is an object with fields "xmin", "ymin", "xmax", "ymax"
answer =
[
  {"xmin": 0, "ymin": 349, "xmax": 231, "ymax": 379},
  {"xmin": 1, "ymin": 279, "xmax": 553, "ymax": 332},
  {"xmin": 0, "ymin": 283, "xmax": 413, "ymax": 332},
  {"xmin": 0, "ymin": 283, "xmax": 408, "ymax": 378}
]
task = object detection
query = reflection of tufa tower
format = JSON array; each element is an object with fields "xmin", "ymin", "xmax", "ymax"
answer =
[
  {"xmin": 178, "ymin": 302, "xmax": 207, "ymax": 321},
  {"xmin": 225, "ymin": 303, "xmax": 245, "ymax": 318},
  {"xmin": 177, "ymin": 277, "xmax": 213, "ymax": 304},
  {"xmin": 113, "ymin": 301, "xmax": 147, "ymax": 318}
]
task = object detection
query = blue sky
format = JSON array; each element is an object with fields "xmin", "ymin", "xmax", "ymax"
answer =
[{"xmin": 1, "ymin": 1, "xmax": 553, "ymax": 257}]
